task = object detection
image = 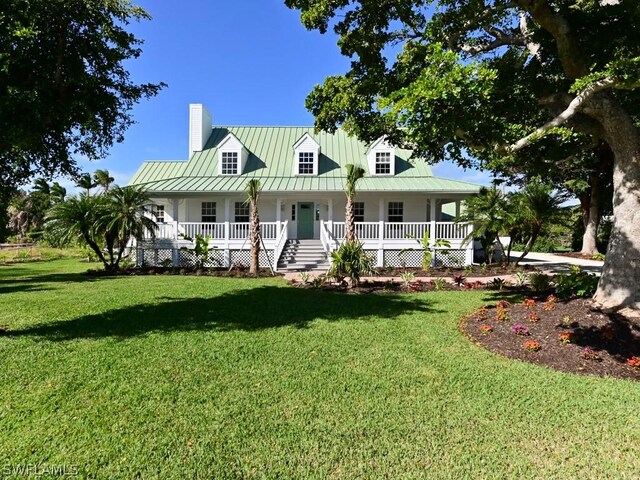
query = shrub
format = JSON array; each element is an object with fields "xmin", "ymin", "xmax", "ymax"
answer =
[
  {"xmin": 529, "ymin": 273, "xmax": 552, "ymax": 292},
  {"xmin": 400, "ymin": 271, "xmax": 415, "ymax": 288},
  {"xmin": 524, "ymin": 341, "xmax": 541, "ymax": 351},
  {"xmin": 432, "ymin": 278, "xmax": 447, "ymax": 290},
  {"xmin": 452, "ymin": 274, "xmax": 465, "ymax": 286},
  {"xmin": 580, "ymin": 347, "xmax": 602, "ymax": 362},
  {"xmin": 555, "ymin": 266, "xmax": 599, "ymax": 299},
  {"xmin": 559, "ymin": 332, "xmax": 575, "ymax": 344},
  {"xmin": 489, "ymin": 277, "xmax": 506, "ymax": 290},
  {"xmin": 626, "ymin": 356, "xmax": 640, "ymax": 368},
  {"xmin": 512, "ymin": 324, "xmax": 530, "ymax": 336},
  {"xmin": 514, "ymin": 271, "xmax": 529, "ymax": 287},
  {"xmin": 328, "ymin": 241, "xmax": 374, "ymax": 286}
]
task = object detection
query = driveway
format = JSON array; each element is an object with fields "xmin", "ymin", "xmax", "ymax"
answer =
[{"xmin": 509, "ymin": 251, "xmax": 604, "ymax": 276}]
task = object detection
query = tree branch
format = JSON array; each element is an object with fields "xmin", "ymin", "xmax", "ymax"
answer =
[
  {"xmin": 504, "ymin": 77, "xmax": 616, "ymax": 153},
  {"xmin": 460, "ymin": 27, "xmax": 523, "ymax": 54},
  {"xmin": 518, "ymin": 11, "xmax": 543, "ymax": 63}
]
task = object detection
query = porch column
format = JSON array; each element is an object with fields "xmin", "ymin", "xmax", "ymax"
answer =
[
  {"xmin": 276, "ymin": 198, "xmax": 282, "ymax": 233},
  {"xmin": 377, "ymin": 198, "xmax": 385, "ymax": 267},
  {"xmin": 455, "ymin": 200, "xmax": 461, "ymax": 218},
  {"xmin": 429, "ymin": 198, "xmax": 437, "ymax": 249},
  {"xmin": 171, "ymin": 198, "xmax": 180, "ymax": 240},
  {"xmin": 224, "ymin": 198, "xmax": 231, "ymax": 267},
  {"xmin": 328, "ymin": 198, "xmax": 333, "ymax": 221}
]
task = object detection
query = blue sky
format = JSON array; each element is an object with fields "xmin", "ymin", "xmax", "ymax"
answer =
[{"xmin": 70, "ymin": 0, "xmax": 491, "ymax": 190}]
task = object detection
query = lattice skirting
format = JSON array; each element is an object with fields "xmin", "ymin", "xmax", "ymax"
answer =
[
  {"xmin": 363, "ymin": 250, "xmax": 378, "ymax": 264},
  {"xmin": 383, "ymin": 248, "xmax": 469, "ymax": 268},
  {"xmin": 136, "ymin": 248, "xmax": 273, "ymax": 268},
  {"xmin": 229, "ymin": 249, "xmax": 273, "ymax": 268}
]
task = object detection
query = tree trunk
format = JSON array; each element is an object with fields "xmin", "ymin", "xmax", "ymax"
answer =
[
  {"xmin": 345, "ymin": 195, "xmax": 355, "ymax": 243},
  {"xmin": 515, "ymin": 224, "xmax": 541, "ymax": 266},
  {"xmin": 591, "ymin": 104, "xmax": 640, "ymax": 311},
  {"xmin": 580, "ymin": 175, "xmax": 600, "ymax": 256},
  {"xmin": 249, "ymin": 202, "xmax": 260, "ymax": 275}
]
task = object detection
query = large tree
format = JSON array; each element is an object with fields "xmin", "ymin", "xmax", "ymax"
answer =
[
  {"xmin": 286, "ymin": 0, "xmax": 640, "ymax": 311},
  {"xmin": 0, "ymin": 0, "xmax": 164, "ymax": 193}
]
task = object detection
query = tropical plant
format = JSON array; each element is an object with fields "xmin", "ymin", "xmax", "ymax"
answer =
[
  {"xmin": 344, "ymin": 164, "xmax": 365, "ymax": 242},
  {"xmin": 512, "ymin": 180, "xmax": 563, "ymax": 265},
  {"xmin": 245, "ymin": 179, "xmax": 262, "ymax": 275},
  {"xmin": 45, "ymin": 186, "xmax": 157, "ymax": 271},
  {"xmin": 76, "ymin": 173, "xmax": 97, "ymax": 195},
  {"xmin": 555, "ymin": 266, "xmax": 599, "ymax": 300},
  {"xmin": 328, "ymin": 241, "xmax": 374, "ymax": 287},
  {"xmin": 529, "ymin": 273, "xmax": 552, "ymax": 293},
  {"xmin": 432, "ymin": 278, "xmax": 447, "ymax": 290},
  {"xmin": 94, "ymin": 169, "xmax": 115, "ymax": 192},
  {"xmin": 455, "ymin": 187, "xmax": 508, "ymax": 265},
  {"xmin": 402, "ymin": 230, "xmax": 451, "ymax": 270},
  {"xmin": 400, "ymin": 271, "xmax": 415, "ymax": 289},
  {"xmin": 180, "ymin": 234, "xmax": 212, "ymax": 270},
  {"xmin": 50, "ymin": 182, "xmax": 67, "ymax": 204}
]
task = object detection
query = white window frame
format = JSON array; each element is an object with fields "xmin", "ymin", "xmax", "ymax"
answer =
[
  {"xmin": 388, "ymin": 202, "xmax": 403, "ymax": 222},
  {"xmin": 297, "ymin": 151, "xmax": 315, "ymax": 175},
  {"xmin": 367, "ymin": 137, "xmax": 396, "ymax": 176},
  {"xmin": 221, "ymin": 151, "xmax": 239, "ymax": 175},
  {"xmin": 293, "ymin": 133, "xmax": 320, "ymax": 176},
  {"xmin": 354, "ymin": 202, "xmax": 365, "ymax": 223},
  {"xmin": 234, "ymin": 202, "xmax": 250, "ymax": 222},
  {"xmin": 201, "ymin": 202, "xmax": 216, "ymax": 222},
  {"xmin": 375, "ymin": 152, "xmax": 392, "ymax": 175},
  {"xmin": 153, "ymin": 205, "xmax": 165, "ymax": 223}
]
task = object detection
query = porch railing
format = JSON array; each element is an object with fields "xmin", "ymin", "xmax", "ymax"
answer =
[
  {"xmin": 330, "ymin": 221, "xmax": 469, "ymax": 241},
  {"xmin": 272, "ymin": 221, "xmax": 289, "ymax": 269},
  {"xmin": 148, "ymin": 221, "xmax": 282, "ymax": 241}
]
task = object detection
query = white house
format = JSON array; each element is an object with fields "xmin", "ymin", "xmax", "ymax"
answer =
[{"xmin": 128, "ymin": 104, "xmax": 482, "ymax": 270}]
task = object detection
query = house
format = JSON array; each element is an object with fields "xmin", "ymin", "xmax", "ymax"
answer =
[{"xmin": 128, "ymin": 104, "xmax": 482, "ymax": 270}]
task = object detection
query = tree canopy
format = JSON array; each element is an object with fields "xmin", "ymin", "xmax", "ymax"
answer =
[
  {"xmin": 0, "ymin": 0, "xmax": 164, "ymax": 191},
  {"xmin": 286, "ymin": 0, "xmax": 640, "ymax": 310}
]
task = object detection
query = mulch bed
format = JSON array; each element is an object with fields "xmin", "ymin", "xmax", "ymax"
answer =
[
  {"xmin": 375, "ymin": 263, "xmax": 537, "ymax": 278},
  {"xmin": 460, "ymin": 295, "xmax": 640, "ymax": 381},
  {"xmin": 291, "ymin": 277, "xmax": 514, "ymax": 293}
]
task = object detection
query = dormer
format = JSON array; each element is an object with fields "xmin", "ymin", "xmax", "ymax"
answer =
[
  {"xmin": 293, "ymin": 133, "xmax": 320, "ymax": 176},
  {"xmin": 367, "ymin": 137, "xmax": 396, "ymax": 176},
  {"xmin": 217, "ymin": 133, "xmax": 249, "ymax": 175}
]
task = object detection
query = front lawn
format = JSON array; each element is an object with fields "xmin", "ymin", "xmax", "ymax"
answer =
[{"xmin": 0, "ymin": 260, "xmax": 638, "ymax": 478}]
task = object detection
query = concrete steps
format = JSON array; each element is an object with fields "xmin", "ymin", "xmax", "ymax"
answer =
[{"xmin": 277, "ymin": 239, "xmax": 331, "ymax": 271}]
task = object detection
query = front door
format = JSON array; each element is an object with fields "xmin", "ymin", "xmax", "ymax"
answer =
[{"xmin": 297, "ymin": 202, "xmax": 314, "ymax": 239}]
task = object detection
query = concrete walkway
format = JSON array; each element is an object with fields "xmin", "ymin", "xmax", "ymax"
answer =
[{"xmin": 508, "ymin": 251, "xmax": 604, "ymax": 276}]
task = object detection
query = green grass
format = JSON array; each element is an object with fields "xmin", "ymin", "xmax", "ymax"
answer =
[
  {"xmin": 0, "ymin": 260, "xmax": 638, "ymax": 479},
  {"xmin": 0, "ymin": 246, "xmax": 86, "ymax": 264}
]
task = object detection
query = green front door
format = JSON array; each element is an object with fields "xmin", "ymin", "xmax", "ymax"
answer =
[{"xmin": 297, "ymin": 202, "xmax": 314, "ymax": 239}]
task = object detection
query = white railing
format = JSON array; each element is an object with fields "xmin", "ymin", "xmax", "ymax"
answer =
[
  {"xmin": 273, "ymin": 221, "xmax": 289, "ymax": 269},
  {"xmin": 155, "ymin": 222, "xmax": 178, "ymax": 239},
  {"xmin": 435, "ymin": 222, "xmax": 468, "ymax": 240},
  {"xmin": 180, "ymin": 222, "xmax": 225, "ymax": 240},
  {"xmin": 227, "ymin": 222, "xmax": 279, "ymax": 240},
  {"xmin": 330, "ymin": 222, "xmax": 380, "ymax": 240},
  {"xmin": 384, "ymin": 222, "xmax": 430, "ymax": 240}
]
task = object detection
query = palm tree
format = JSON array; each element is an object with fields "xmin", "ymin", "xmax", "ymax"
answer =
[
  {"xmin": 50, "ymin": 182, "xmax": 67, "ymax": 203},
  {"xmin": 513, "ymin": 180, "xmax": 563, "ymax": 265},
  {"xmin": 101, "ymin": 186, "xmax": 157, "ymax": 268},
  {"xmin": 245, "ymin": 179, "xmax": 261, "ymax": 275},
  {"xmin": 455, "ymin": 186, "xmax": 509, "ymax": 264},
  {"xmin": 45, "ymin": 194, "xmax": 111, "ymax": 267},
  {"xmin": 45, "ymin": 187, "xmax": 156, "ymax": 271},
  {"xmin": 33, "ymin": 178, "xmax": 50, "ymax": 196},
  {"xmin": 344, "ymin": 164, "xmax": 365, "ymax": 243},
  {"xmin": 94, "ymin": 169, "xmax": 115, "ymax": 192},
  {"xmin": 76, "ymin": 173, "xmax": 97, "ymax": 195}
]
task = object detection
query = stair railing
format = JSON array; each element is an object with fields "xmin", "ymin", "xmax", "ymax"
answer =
[{"xmin": 273, "ymin": 221, "xmax": 289, "ymax": 270}]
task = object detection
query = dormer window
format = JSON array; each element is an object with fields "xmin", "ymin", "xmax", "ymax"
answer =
[
  {"xmin": 293, "ymin": 133, "xmax": 320, "ymax": 176},
  {"xmin": 368, "ymin": 137, "xmax": 396, "ymax": 176},
  {"xmin": 375, "ymin": 152, "xmax": 392, "ymax": 175},
  {"xmin": 221, "ymin": 151, "xmax": 239, "ymax": 175},
  {"xmin": 217, "ymin": 133, "xmax": 248, "ymax": 176},
  {"xmin": 298, "ymin": 152, "xmax": 315, "ymax": 175}
]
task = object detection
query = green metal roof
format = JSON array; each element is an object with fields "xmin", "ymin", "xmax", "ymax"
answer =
[{"xmin": 129, "ymin": 127, "xmax": 482, "ymax": 194}]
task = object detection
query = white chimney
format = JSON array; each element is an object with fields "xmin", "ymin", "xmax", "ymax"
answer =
[{"xmin": 189, "ymin": 104, "xmax": 213, "ymax": 157}]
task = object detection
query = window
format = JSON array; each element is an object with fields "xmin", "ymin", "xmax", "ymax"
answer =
[
  {"xmin": 298, "ymin": 152, "xmax": 314, "ymax": 175},
  {"xmin": 153, "ymin": 205, "xmax": 165, "ymax": 223},
  {"xmin": 221, "ymin": 151, "xmax": 239, "ymax": 175},
  {"xmin": 291, "ymin": 204, "xmax": 296, "ymax": 221},
  {"xmin": 388, "ymin": 202, "xmax": 403, "ymax": 222},
  {"xmin": 235, "ymin": 202, "xmax": 250, "ymax": 222},
  {"xmin": 201, "ymin": 202, "xmax": 216, "ymax": 222},
  {"xmin": 375, "ymin": 151, "xmax": 392, "ymax": 175},
  {"xmin": 354, "ymin": 202, "xmax": 364, "ymax": 222}
]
